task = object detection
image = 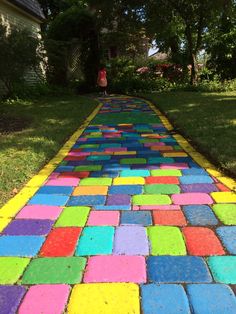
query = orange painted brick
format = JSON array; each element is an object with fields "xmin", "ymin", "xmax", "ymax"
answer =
[
  {"xmin": 153, "ymin": 210, "xmax": 187, "ymax": 226},
  {"xmin": 182, "ymin": 227, "xmax": 225, "ymax": 256},
  {"xmin": 216, "ymin": 183, "xmax": 231, "ymax": 192},
  {"xmin": 146, "ymin": 177, "xmax": 179, "ymax": 184},
  {"xmin": 73, "ymin": 186, "xmax": 108, "ymax": 196}
]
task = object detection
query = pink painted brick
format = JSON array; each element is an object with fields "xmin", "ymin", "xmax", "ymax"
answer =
[
  {"xmin": 105, "ymin": 147, "xmax": 127, "ymax": 152},
  {"xmin": 144, "ymin": 143, "xmax": 165, "ymax": 147},
  {"xmin": 172, "ymin": 193, "xmax": 213, "ymax": 205},
  {"xmin": 140, "ymin": 205, "xmax": 181, "ymax": 210},
  {"xmin": 45, "ymin": 178, "xmax": 79, "ymax": 186},
  {"xmin": 68, "ymin": 152, "xmax": 90, "ymax": 157},
  {"xmin": 18, "ymin": 285, "xmax": 70, "ymax": 314},
  {"xmin": 160, "ymin": 163, "xmax": 189, "ymax": 169},
  {"xmin": 16, "ymin": 205, "xmax": 63, "ymax": 220},
  {"xmin": 87, "ymin": 211, "xmax": 120, "ymax": 226},
  {"xmin": 133, "ymin": 206, "xmax": 140, "ymax": 211},
  {"xmin": 84, "ymin": 256, "xmax": 146, "ymax": 283},
  {"xmin": 48, "ymin": 173, "xmax": 60, "ymax": 179}
]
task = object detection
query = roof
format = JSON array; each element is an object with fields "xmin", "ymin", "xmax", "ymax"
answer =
[{"xmin": 8, "ymin": 0, "xmax": 45, "ymax": 21}]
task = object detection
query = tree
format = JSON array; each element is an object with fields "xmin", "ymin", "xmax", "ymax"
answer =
[
  {"xmin": 206, "ymin": 0, "xmax": 236, "ymax": 79},
  {"xmin": 0, "ymin": 24, "xmax": 41, "ymax": 96},
  {"xmin": 145, "ymin": 0, "xmax": 224, "ymax": 84},
  {"xmin": 46, "ymin": 7, "xmax": 100, "ymax": 87}
]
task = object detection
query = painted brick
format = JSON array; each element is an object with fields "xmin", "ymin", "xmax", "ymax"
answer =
[
  {"xmin": 147, "ymin": 256, "xmax": 212, "ymax": 283},
  {"xmin": 183, "ymin": 227, "xmax": 225, "ymax": 256}
]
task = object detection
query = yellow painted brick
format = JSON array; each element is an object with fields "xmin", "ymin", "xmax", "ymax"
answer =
[
  {"xmin": 163, "ymin": 152, "xmax": 188, "ymax": 157},
  {"xmin": 0, "ymin": 218, "xmax": 11, "ymax": 232},
  {"xmin": 113, "ymin": 177, "xmax": 145, "ymax": 185},
  {"xmin": 114, "ymin": 151, "xmax": 136, "ymax": 155},
  {"xmin": 26, "ymin": 175, "xmax": 48, "ymax": 187},
  {"xmin": 68, "ymin": 283, "xmax": 140, "ymax": 314},
  {"xmin": 211, "ymin": 192, "xmax": 236, "ymax": 203},
  {"xmin": 218, "ymin": 177, "xmax": 236, "ymax": 191},
  {"xmin": 206, "ymin": 168, "xmax": 222, "ymax": 178}
]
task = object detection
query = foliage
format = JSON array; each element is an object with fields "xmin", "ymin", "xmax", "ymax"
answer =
[
  {"xmin": 206, "ymin": 0, "xmax": 236, "ymax": 80},
  {"xmin": 145, "ymin": 0, "xmax": 225, "ymax": 84},
  {"xmin": 0, "ymin": 24, "xmax": 42, "ymax": 97},
  {"xmin": 46, "ymin": 7, "xmax": 100, "ymax": 87}
]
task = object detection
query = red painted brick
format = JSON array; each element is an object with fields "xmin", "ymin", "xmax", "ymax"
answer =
[
  {"xmin": 216, "ymin": 183, "xmax": 231, "ymax": 192},
  {"xmin": 146, "ymin": 176, "xmax": 179, "ymax": 184},
  {"xmin": 59, "ymin": 172, "xmax": 89, "ymax": 178},
  {"xmin": 182, "ymin": 227, "xmax": 225, "ymax": 256},
  {"xmin": 153, "ymin": 210, "xmax": 187, "ymax": 226},
  {"xmin": 40, "ymin": 228, "xmax": 82, "ymax": 257},
  {"xmin": 64, "ymin": 156, "xmax": 86, "ymax": 161}
]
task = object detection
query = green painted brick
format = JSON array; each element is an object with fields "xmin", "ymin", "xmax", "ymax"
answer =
[
  {"xmin": 79, "ymin": 144, "xmax": 100, "ymax": 148},
  {"xmin": 79, "ymin": 178, "xmax": 112, "ymax": 186},
  {"xmin": 212, "ymin": 204, "xmax": 236, "ymax": 225},
  {"xmin": 120, "ymin": 158, "xmax": 146, "ymax": 164},
  {"xmin": 132, "ymin": 194, "xmax": 171, "ymax": 205},
  {"xmin": 148, "ymin": 226, "xmax": 187, "ymax": 255},
  {"xmin": 0, "ymin": 257, "xmax": 30, "ymax": 284},
  {"xmin": 139, "ymin": 139, "xmax": 160, "ymax": 143},
  {"xmin": 208, "ymin": 256, "xmax": 236, "ymax": 283},
  {"xmin": 55, "ymin": 206, "xmax": 90, "ymax": 227},
  {"xmin": 151, "ymin": 169, "xmax": 182, "ymax": 176},
  {"xmin": 75, "ymin": 165, "xmax": 102, "ymax": 172},
  {"xmin": 144, "ymin": 184, "xmax": 180, "ymax": 194},
  {"xmin": 22, "ymin": 257, "xmax": 86, "ymax": 284}
]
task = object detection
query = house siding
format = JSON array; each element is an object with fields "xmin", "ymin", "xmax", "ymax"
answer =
[{"xmin": 0, "ymin": 1, "xmax": 44, "ymax": 96}]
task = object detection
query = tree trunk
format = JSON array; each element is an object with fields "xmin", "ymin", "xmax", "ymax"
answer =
[
  {"xmin": 190, "ymin": 53, "xmax": 198, "ymax": 85},
  {"xmin": 185, "ymin": 25, "xmax": 198, "ymax": 85}
]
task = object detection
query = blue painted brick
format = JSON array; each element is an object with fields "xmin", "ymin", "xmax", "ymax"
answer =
[
  {"xmin": 28, "ymin": 194, "xmax": 69, "ymax": 206},
  {"xmin": 55, "ymin": 166, "xmax": 74, "ymax": 172},
  {"xmin": 0, "ymin": 236, "xmax": 45, "ymax": 257},
  {"xmin": 180, "ymin": 175, "xmax": 213, "ymax": 184},
  {"xmin": 187, "ymin": 284, "xmax": 236, "ymax": 314},
  {"xmin": 120, "ymin": 170, "xmax": 150, "ymax": 177},
  {"xmin": 90, "ymin": 171, "xmax": 119, "ymax": 178},
  {"xmin": 182, "ymin": 168, "xmax": 208, "ymax": 176},
  {"xmin": 37, "ymin": 186, "xmax": 73, "ymax": 195},
  {"xmin": 121, "ymin": 211, "xmax": 152, "ymax": 226},
  {"xmin": 141, "ymin": 284, "xmax": 190, "ymax": 314},
  {"xmin": 94, "ymin": 205, "xmax": 131, "ymax": 211},
  {"xmin": 67, "ymin": 195, "xmax": 106, "ymax": 206},
  {"xmin": 183, "ymin": 205, "xmax": 218, "ymax": 225},
  {"xmin": 217, "ymin": 227, "xmax": 236, "ymax": 254},
  {"xmin": 147, "ymin": 256, "xmax": 212, "ymax": 283},
  {"xmin": 87, "ymin": 155, "xmax": 111, "ymax": 161},
  {"xmin": 109, "ymin": 185, "xmax": 143, "ymax": 195}
]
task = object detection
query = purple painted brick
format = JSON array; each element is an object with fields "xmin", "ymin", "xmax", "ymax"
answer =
[
  {"xmin": 3, "ymin": 219, "xmax": 53, "ymax": 236},
  {"xmin": 0, "ymin": 286, "xmax": 26, "ymax": 314},
  {"xmin": 106, "ymin": 194, "xmax": 131, "ymax": 206},
  {"xmin": 181, "ymin": 184, "xmax": 218, "ymax": 193},
  {"xmin": 113, "ymin": 226, "xmax": 149, "ymax": 255}
]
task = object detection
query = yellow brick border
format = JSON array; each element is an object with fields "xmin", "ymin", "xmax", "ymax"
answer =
[
  {"xmin": 146, "ymin": 99, "xmax": 236, "ymax": 192},
  {"xmin": 0, "ymin": 101, "xmax": 103, "ymax": 219}
]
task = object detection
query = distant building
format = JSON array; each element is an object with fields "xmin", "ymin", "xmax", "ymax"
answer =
[
  {"xmin": 148, "ymin": 51, "xmax": 169, "ymax": 62},
  {"xmin": 0, "ymin": 0, "xmax": 45, "ymax": 94}
]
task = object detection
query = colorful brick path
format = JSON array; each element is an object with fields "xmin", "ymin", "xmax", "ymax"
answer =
[{"xmin": 1, "ymin": 96, "xmax": 236, "ymax": 313}]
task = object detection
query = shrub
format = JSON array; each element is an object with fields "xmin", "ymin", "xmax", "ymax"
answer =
[{"xmin": 0, "ymin": 24, "xmax": 41, "ymax": 97}]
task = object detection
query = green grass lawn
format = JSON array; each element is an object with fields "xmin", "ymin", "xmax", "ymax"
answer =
[
  {"xmin": 139, "ymin": 91, "xmax": 236, "ymax": 178},
  {"xmin": 0, "ymin": 94, "xmax": 98, "ymax": 207}
]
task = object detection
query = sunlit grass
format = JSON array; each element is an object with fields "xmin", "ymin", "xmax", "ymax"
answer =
[
  {"xmin": 139, "ymin": 91, "xmax": 236, "ymax": 177},
  {"xmin": 0, "ymin": 95, "xmax": 98, "ymax": 206}
]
